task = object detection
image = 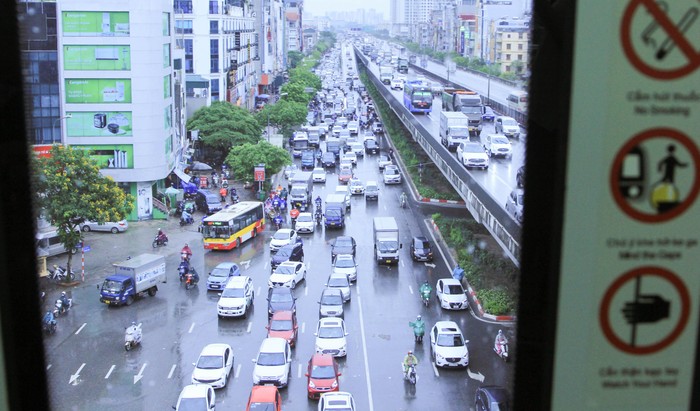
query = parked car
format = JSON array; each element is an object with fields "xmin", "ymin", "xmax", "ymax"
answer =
[
  {"xmin": 206, "ymin": 262, "xmax": 240, "ymax": 291},
  {"xmin": 191, "ymin": 343, "xmax": 234, "ymax": 389},
  {"xmin": 80, "ymin": 220, "xmax": 128, "ymax": 233},
  {"xmin": 430, "ymin": 321, "xmax": 469, "ymax": 368},
  {"xmin": 266, "ymin": 310, "xmax": 298, "ymax": 347},
  {"xmin": 306, "ymin": 354, "xmax": 341, "ymax": 399},
  {"xmin": 410, "ymin": 236, "xmax": 434, "ymax": 262}
]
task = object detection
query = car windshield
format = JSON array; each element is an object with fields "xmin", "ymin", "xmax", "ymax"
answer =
[
  {"xmin": 248, "ymin": 403, "xmax": 276, "ymax": 411},
  {"xmin": 221, "ymin": 287, "xmax": 245, "ymax": 298},
  {"xmin": 102, "ymin": 280, "xmax": 123, "ymax": 293},
  {"xmin": 273, "ymin": 231, "xmax": 289, "ymax": 240},
  {"xmin": 196, "ymin": 355, "xmax": 223, "ymax": 369},
  {"xmin": 336, "ymin": 238, "xmax": 352, "ymax": 247},
  {"xmin": 256, "ymin": 352, "xmax": 285, "ymax": 366},
  {"xmin": 297, "ymin": 215, "xmax": 312, "ymax": 222},
  {"xmin": 493, "ymin": 137, "xmax": 510, "ymax": 145},
  {"xmin": 270, "ymin": 292, "xmax": 293, "ymax": 303},
  {"xmin": 178, "ymin": 398, "xmax": 208, "ymax": 411},
  {"xmin": 385, "ymin": 168, "xmax": 398, "ymax": 176},
  {"xmin": 318, "ymin": 326, "xmax": 344, "ymax": 338},
  {"xmin": 270, "ymin": 319, "xmax": 293, "ymax": 331},
  {"xmin": 310, "ymin": 364, "xmax": 336, "ymax": 379},
  {"xmin": 328, "ymin": 277, "xmax": 348, "ymax": 287},
  {"xmin": 379, "ymin": 155, "xmax": 389, "ymax": 162},
  {"xmin": 446, "ymin": 285, "xmax": 464, "ymax": 294},
  {"xmin": 274, "ymin": 265, "xmax": 295, "ymax": 275},
  {"xmin": 415, "ymin": 240, "xmax": 430, "ymax": 249},
  {"xmin": 210, "ymin": 268, "xmax": 230, "ymax": 278},
  {"xmin": 502, "ymin": 118, "xmax": 518, "ymax": 126},
  {"xmin": 276, "ymin": 249, "xmax": 292, "ymax": 258},
  {"xmin": 464, "ymin": 144, "xmax": 484, "ymax": 153},
  {"xmin": 437, "ymin": 333, "xmax": 465, "ymax": 347},
  {"xmin": 377, "ymin": 240, "xmax": 399, "ymax": 253},
  {"xmin": 321, "ymin": 293, "xmax": 343, "ymax": 305},
  {"xmin": 334, "ymin": 258, "xmax": 354, "ymax": 268}
]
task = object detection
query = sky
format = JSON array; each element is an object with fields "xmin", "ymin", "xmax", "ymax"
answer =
[{"xmin": 303, "ymin": 0, "xmax": 390, "ymax": 18}]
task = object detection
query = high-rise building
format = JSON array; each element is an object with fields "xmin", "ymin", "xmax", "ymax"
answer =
[
  {"xmin": 254, "ymin": 0, "xmax": 286, "ymax": 96},
  {"xmin": 284, "ymin": 0, "xmax": 303, "ymax": 54},
  {"xmin": 57, "ymin": 0, "xmax": 184, "ymax": 220}
]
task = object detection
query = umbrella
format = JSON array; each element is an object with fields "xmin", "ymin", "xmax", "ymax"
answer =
[{"xmin": 190, "ymin": 161, "xmax": 213, "ymax": 171}]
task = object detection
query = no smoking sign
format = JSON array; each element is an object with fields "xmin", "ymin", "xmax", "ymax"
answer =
[{"xmin": 621, "ymin": 0, "xmax": 700, "ymax": 79}]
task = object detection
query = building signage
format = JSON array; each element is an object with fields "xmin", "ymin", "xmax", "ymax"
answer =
[
  {"xmin": 65, "ymin": 79, "xmax": 132, "ymax": 104},
  {"xmin": 552, "ymin": 1, "xmax": 700, "ymax": 410},
  {"xmin": 74, "ymin": 144, "xmax": 134, "ymax": 169},
  {"xmin": 62, "ymin": 11, "xmax": 130, "ymax": 37},
  {"xmin": 66, "ymin": 111, "xmax": 133, "ymax": 137},
  {"xmin": 63, "ymin": 45, "xmax": 131, "ymax": 70}
]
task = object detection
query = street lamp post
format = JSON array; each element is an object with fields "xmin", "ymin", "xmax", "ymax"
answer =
[
  {"xmin": 480, "ymin": 6, "xmax": 485, "ymax": 62},
  {"xmin": 53, "ymin": 113, "xmax": 72, "ymax": 144}
]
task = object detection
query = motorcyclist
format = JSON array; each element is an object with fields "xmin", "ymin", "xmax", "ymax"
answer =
[
  {"xmin": 400, "ymin": 192, "xmax": 407, "ymax": 208},
  {"xmin": 280, "ymin": 187, "xmax": 288, "ymax": 201},
  {"xmin": 157, "ymin": 228, "xmax": 167, "ymax": 243},
  {"xmin": 495, "ymin": 329, "xmax": 508, "ymax": 355},
  {"xmin": 181, "ymin": 209, "xmax": 193, "ymax": 224},
  {"xmin": 230, "ymin": 187, "xmax": 238, "ymax": 203},
  {"xmin": 419, "ymin": 282, "xmax": 432, "ymax": 299},
  {"xmin": 43, "ymin": 310, "xmax": 56, "ymax": 326},
  {"xmin": 59, "ymin": 292, "xmax": 70, "ymax": 311},
  {"xmin": 219, "ymin": 186, "xmax": 228, "ymax": 202},
  {"xmin": 314, "ymin": 208, "xmax": 323, "ymax": 224},
  {"xmin": 289, "ymin": 207, "xmax": 300, "ymax": 228},
  {"xmin": 315, "ymin": 196, "xmax": 322, "ymax": 210},
  {"xmin": 409, "ymin": 315, "xmax": 426, "ymax": 340},
  {"xmin": 181, "ymin": 243, "xmax": 193, "ymax": 262},
  {"xmin": 273, "ymin": 213, "xmax": 284, "ymax": 229},
  {"xmin": 403, "ymin": 350, "xmax": 418, "ymax": 379}
]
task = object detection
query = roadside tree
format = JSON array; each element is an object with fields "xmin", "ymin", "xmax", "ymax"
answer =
[{"xmin": 224, "ymin": 142, "xmax": 291, "ymax": 184}]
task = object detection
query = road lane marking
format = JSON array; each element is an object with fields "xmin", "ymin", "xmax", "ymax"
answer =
[
  {"xmin": 305, "ymin": 287, "xmax": 308, "ymax": 297},
  {"xmin": 408, "ymin": 285, "xmax": 414, "ymax": 295},
  {"xmin": 134, "ymin": 363, "xmax": 147, "ymax": 384},
  {"xmin": 74, "ymin": 323, "xmax": 87, "ymax": 335},
  {"xmin": 298, "ymin": 363, "xmax": 303, "ymax": 378},
  {"xmin": 257, "ymin": 286, "xmax": 261, "ymax": 297},
  {"xmin": 235, "ymin": 363, "xmax": 242, "ymax": 378},
  {"xmin": 432, "ymin": 362, "xmax": 440, "ymax": 377},
  {"xmin": 188, "ymin": 322, "xmax": 195, "ymax": 333},
  {"xmin": 301, "ymin": 322, "xmax": 306, "ymax": 334},
  {"xmin": 400, "ymin": 259, "xmax": 405, "ymax": 268},
  {"xmin": 105, "ymin": 365, "xmax": 115, "ymax": 379},
  {"xmin": 357, "ymin": 294, "xmax": 375, "ymax": 411},
  {"xmin": 356, "ymin": 284, "xmax": 361, "ymax": 296},
  {"xmin": 69, "ymin": 363, "xmax": 85, "ymax": 385},
  {"xmin": 168, "ymin": 364, "xmax": 177, "ymax": 379},
  {"xmin": 246, "ymin": 322, "xmax": 252, "ymax": 333}
]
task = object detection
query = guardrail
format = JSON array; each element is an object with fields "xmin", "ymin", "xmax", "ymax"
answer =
[{"xmin": 354, "ymin": 48, "xmax": 521, "ymax": 266}]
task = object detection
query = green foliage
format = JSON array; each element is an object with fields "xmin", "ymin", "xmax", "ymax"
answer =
[
  {"xmin": 280, "ymin": 82, "xmax": 312, "ymax": 105},
  {"xmin": 187, "ymin": 101, "xmax": 262, "ymax": 163},
  {"xmin": 287, "ymin": 51, "xmax": 304, "ymax": 69},
  {"xmin": 256, "ymin": 100, "xmax": 308, "ymax": 138},
  {"xmin": 477, "ymin": 289, "xmax": 514, "ymax": 315},
  {"xmin": 33, "ymin": 145, "xmax": 134, "ymax": 276},
  {"xmin": 288, "ymin": 68, "xmax": 321, "ymax": 91},
  {"xmin": 224, "ymin": 142, "xmax": 291, "ymax": 183}
]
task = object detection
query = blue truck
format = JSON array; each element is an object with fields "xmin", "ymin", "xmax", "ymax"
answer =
[
  {"xmin": 324, "ymin": 194, "xmax": 347, "ymax": 229},
  {"xmin": 99, "ymin": 254, "xmax": 166, "ymax": 306}
]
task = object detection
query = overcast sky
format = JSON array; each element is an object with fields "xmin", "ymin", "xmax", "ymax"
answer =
[{"xmin": 303, "ymin": 0, "xmax": 390, "ymax": 18}]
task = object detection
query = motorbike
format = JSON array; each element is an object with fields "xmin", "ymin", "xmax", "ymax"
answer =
[
  {"xmin": 273, "ymin": 214, "xmax": 283, "ymax": 230},
  {"xmin": 400, "ymin": 195, "xmax": 407, "ymax": 209},
  {"xmin": 53, "ymin": 297, "xmax": 72, "ymax": 317},
  {"xmin": 184, "ymin": 270, "xmax": 199, "ymax": 290},
  {"xmin": 410, "ymin": 320, "xmax": 425, "ymax": 343},
  {"xmin": 420, "ymin": 287, "xmax": 431, "ymax": 307},
  {"xmin": 230, "ymin": 191, "xmax": 239, "ymax": 204},
  {"xmin": 124, "ymin": 323, "xmax": 142, "ymax": 351},
  {"xmin": 403, "ymin": 363, "xmax": 417, "ymax": 385},
  {"xmin": 494, "ymin": 336, "xmax": 509, "ymax": 362},
  {"xmin": 179, "ymin": 214, "xmax": 194, "ymax": 226},
  {"xmin": 152, "ymin": 233, "xmax": 168, "ymax": 248},
  {"xmin": 42, "ymin": 315, "xmax": 57, "ymax": 335},
  {"xmin": 49, "ymin": 265, "xmax": 75, "ymax": 282},
  {"xmin": 315, "ymin": 210, "xmax": 323, "ymax": 226},
  {"xmin": 178, "ymin": 261, "xmax": 190, "ymax": 282}
]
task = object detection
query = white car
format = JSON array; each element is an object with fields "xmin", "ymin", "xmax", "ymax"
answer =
[
  {"xmin": 318, "ymin": 392, "xmax": 356, "ymax": 411},
  {"xmin": 334, "ymin": 186, "xmax": 352, "ymax": 211},
  {"xmin": 332, "ymin": 125, "xmax": 342, "ymax": 137},
  {"xmin": 175, "ymin": 384, "xmax": 215, "ymax": 411},
  {"xmin": 252, "ymin": 337, "xmax": 292, "ymax": 388},
  {"xmin": 390, "ymin": 78, "xmax": 404, "ymax": 90},
  {"xmin": 430, "ymin": 321, "xmax": 470, "ymax": 368},
  {"xmin": 377, "ymin": 154, "xmax": 392, "ymax": 170},
  {"xmin": 457, "ymin": 142, "xmax": 489, "ymax": 169},
  {"xmin": 495, "ymin": 116, "xmax": 521, "ymax": 139},
  {"xmin": 383, "ymin": 165, "xmax": 401, "ymax": 184},
  {"xmin": 505, "ymin": 188, "xmax": 524, "ymax": 224},
  {"xmin": 350, "ymin": 142, "xmax": 364, "ymax": 157},
  {"xmin": 312, "ymin": 167, "xmax": 327, "ymax": 183},
  {"xmin": 436, "ymin": 278, "xmax": 469, "ymax": 310},
  {"xmin": 80, "ymin": 220, "xmax": 128, "ymax": 233},
  {"xmin": 269, "ymin": 228, "xmax": 298, "ymax": 252},
  {"xmin": 339, "ymin": 158, "xmax": 353, "ymax": 171},
  {"xmin": 342, "ymin": 151, "xmax": 357, "ymax": 165},
  {"xmin": 484, "ymin": 134, "xmax": 513, "ymax": 158},
  {"xmin": 295, "ymin": 212, "xmax": 315, "ymax": 233},
  {"xmin": 347, "ymin": 120, "xmax": 359, "ymax": 135},
  {"xmin": 349, "ymin": 178, "xmax": 364, "ymax": 195},
  {"xmin": 191, "ymin": 343, "xmax": 234, "ymax": 389},
  {"xmin": 315, "ymin": 318, "xmax": 348, "ymax": 357},
  {"xmin": 217, "ymin": 276, "xmax": 254, "ymax": 318},
  {"xmin": 332, "ymin": 254, "xmax": 358, "ymax": 282},
  {"xmin": 284, "ymin": 164, "xmax": 298, "ymax": 179},
  {"xmin": 326, "ymin": 273, "xmax": 351, "ymax": 302},
  {"xmin": 268, "ymin": 261, "xmax": 307, "ymax": 288}
]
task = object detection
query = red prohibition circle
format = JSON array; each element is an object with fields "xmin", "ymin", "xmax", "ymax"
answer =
[
  {"xmin": 610, "ymin": 128, "xmax": 700, "ymax": 223},
  {"xmin": 599, "ymin": 266, "xmax": 690, "ymax": 355},
  {"xmin": 621, "ymin": 0, "xmax": 700, "ymax": 79}
]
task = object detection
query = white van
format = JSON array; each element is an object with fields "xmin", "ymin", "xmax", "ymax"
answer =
[
  {"xmin": 36, "ymin": 228, "xmax": 78, "ymax": 258},
  {"xmin": 506, "ymin": 90, "xmax": 528, "ymax": 113}
]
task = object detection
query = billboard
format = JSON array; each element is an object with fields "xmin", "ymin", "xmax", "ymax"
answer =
[
  {"xmin": 62, "ymin": 11, "xmax": 129, "ymax": 37},
  {"xmin": 63, "ymin": 45, "xmax": 131, "ymax": 70},
  {"xmin": 75, "ymin": 144, "xmax": 134, "ymax": 169},
  {"xmin": 65, "ymin": 79, "xmax": 132, "ymax": 104},
  {"xmin": 66, "ymin": 111, "xmax": 133, "ymax": 137}
]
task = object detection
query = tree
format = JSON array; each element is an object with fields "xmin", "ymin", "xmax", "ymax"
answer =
[
  {"xmin": 287, "ymin": 51, "xmax": 304, "ymax": 69},
  {"xmin": 288, "ymin": 68, "xmax": 321, "ymax": 91},
  {"xmin": 187, "ymin": 101, "xmax": 262, "ymax": 165},
  {"xmin": 280, "ymin": 82, "xmax": 312, "ymax": 105},
  {"xmin": 33, "ymin": 145, "xmax": 134, "ymax": 281},
  {"xmin": 224, "ymin": 142, "xmax": 291, "ymax": 184},
  {"xmin": 256, "ymin": 99, "xmax": 308, "ymax": 139}
]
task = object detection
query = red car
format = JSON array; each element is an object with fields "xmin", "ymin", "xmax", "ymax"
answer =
[
  {"xmin": 306, "ymin": 353, "xmax": 341, "ymax": 399},
  {"xmin": 246, "ymin": 385, "xmax": 282, "ymax": 411},
  {"xmin": 266, "ymin": 310, "xmax": 298, "ymax": 347},
  {"xmin": 338, "ymin": 168, "xmax": 353, "ymax": 184}
]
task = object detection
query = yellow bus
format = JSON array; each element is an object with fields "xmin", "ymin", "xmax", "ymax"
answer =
[{"xmin": 201, "ymin": 201, "xmax": 265, "ymax": 250}]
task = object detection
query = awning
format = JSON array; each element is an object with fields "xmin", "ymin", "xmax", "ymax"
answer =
[{"xmin": 173, "ymin": 168, "xmax": 191, "ymax": 183}]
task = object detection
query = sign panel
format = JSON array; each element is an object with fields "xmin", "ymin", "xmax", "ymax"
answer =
[
  {"xmin": 63, "ymin": 45, "xmax": 131, "ymax": 70},
  {"xmin": 66, "ymin": 111, "xmax": 133, "ymax": 137},
  {"xmin": 553, "ymin": 1, "xmax": 700, "ymax": 410},
  {"xmin": 74, "ymin": 145, "xmax": 134, "ymax": 169},
  {"xmin": 62, "ymin": 11, "xmax": 130, "ymax": 37},
  {"xmin": 65, "ymin": 79, "xmax": 132, "ymax": 104}
]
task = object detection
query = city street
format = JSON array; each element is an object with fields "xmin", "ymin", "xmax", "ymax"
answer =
[{"xmin": 41, "ymin": 135, "xmax": 515, "ymax": 410}]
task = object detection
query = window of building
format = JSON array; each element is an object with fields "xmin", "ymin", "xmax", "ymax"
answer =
[
  {"xmin": 162, "ymin": 13, "xmax": 170, "ymax": 36},
  {"xmin": 210, "ymin": 57, "xmax": 219, "ymax": 73},
  {"xmin": 506, "ymin": 54, "xmax": 511, "ymax": 61},
  {"xmin": 174, "ymin": 0, "xmax": 193, "ymax": 14},
  {"xmin": 210, "ymin": 39, "xmax": 219, "ymax": 56},
  {"xmin": 209, "ymin": 0, "xmax": 219, "ymax": 14},
  {"xmin": 518, "ymin": 43, "xmax": 523, "ymax": 50},
  {"xmin": 175, "ymin": 20, "xmax": 193, "ymax": 34},
  {"xmin": 210, "ymin": 20, "xmax": 219, "ymax": 34},
  {"xmin": 184, "ymin": 39, "xmax": 193, "ymax": 73},
  {"xmin": 519, "ymin": 32, "xmax": 524, "ymax": 39},
  {"xmin": 507, "ymin": 43, "xmax": 511, "ymax": 50},
  {"xmin": 518, "ymin": 54, "xmax": 523, "ymax": 61},
  {"xmin": 210, "ymin": 79, "xmax": 219, "ymax": 101}
]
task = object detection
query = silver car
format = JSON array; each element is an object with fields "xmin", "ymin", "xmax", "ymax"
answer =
[
  {"xmin": 326, "ymin": 273, "xmax": 351, "ymax": 303},
  {"xmin": 80, "ymin": 220, "xmax": 128, "ymax": 233}
]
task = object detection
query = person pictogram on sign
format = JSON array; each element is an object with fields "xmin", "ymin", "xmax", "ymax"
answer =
[
  {"xmin": 658, "ymin": 144, "xmax": 688, "ymax": 183},
  {"xmin": 650, "ymin": 144, "xmax": 689, "ymax": 213}
]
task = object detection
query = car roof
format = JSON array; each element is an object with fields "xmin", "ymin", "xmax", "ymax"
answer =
[
  {"xmin": 225, "ymin": 276, "xmax": 250, "ymax": 288},
  {"xmin": 180, "ymin": 384, "xmax": 212, "ymax": 399},
  {"xmin": 270, "ymin": 310, "xmax": 294, "ymax": 321},
  {"xmin": 200, "ymin": 343, "xmax": 231, "ymax": 356},
  {"xmin": 259, "ymin": 337, "xmax": 288, "ymax": 351},
  {"xmin": 278, "ymin": 261, "xmax": 301, "ymax": 268},
  {"xmin": 269, "ymin": 286, "xmax": 293, "ymax": 295},
  {"xmin": 319, "ymin": 317, "xmax": 344, "ymax": 327},
  {"xmin": 322, "ymin": 287, "xmax": 343, "ymax": 297},
  {"xmin": 441, "ymin": 278, "xmax": 462, "ymax": 285},
  {"xmin": 275, "ymin": 228, "xmax": 294, "ymax": 235},
  {"xmin": 214, "ymin": 262, "xmax": 237, "ymax": 269},
  {"xmin": 311, "ymin": 353, "xmax": 335, "ymax": 365},
  {"xmin": 434, "ymin": 320, "xmax": 461, "ymax": 332},
  {"xmin": 248, "ymin": 385, "xmax": 279, "ymax": 402},
  {"xmin": 477, "ymin": 385, "xmax": 510, "ymax": 402}
]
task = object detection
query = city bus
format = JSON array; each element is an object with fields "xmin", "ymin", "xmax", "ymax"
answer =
[
  {"xmin": 403, "ymin": 81, "xmax": 433, "ymax": 114},
  {"xmin": 201, "ymin": 201, "xmax": 265, "ymax": 250},
  {"xmin": 292, "ymin": 131, "xmax": 309, "ymax": 158},
  {"xmin": 506, "ymin": 90, "xmax": 528, "ymax": 113}
]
